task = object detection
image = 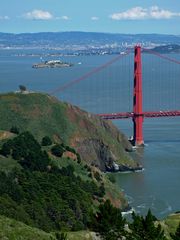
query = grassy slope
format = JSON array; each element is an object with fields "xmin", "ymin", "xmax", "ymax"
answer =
[
  {"xmin": 0, "ymin": 156, "xmax": 21, "ymax": 173},
  {"xmin": 0, "ymin": 92, "xmax": 75, "ymax": 143},
  {"xmin": 0, "ymin": 214, "xmax": 97, "ymax": 240},
  {"xmin": 160, "ymin": 213, "xmax": 180, "ymax": 239},
  {"xmin": 0, "ymin": 215, "xmax": 55, "ymax": 240}
]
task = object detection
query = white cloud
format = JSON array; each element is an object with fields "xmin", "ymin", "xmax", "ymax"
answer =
[
  {"xmin": 110, "ymin": 7, "xmax": 147, "ymax": 20},
  {"xmin": 0, "ymin": 15, "xmax": 10, "ymax": 20},
  {"xmin": 23, "ymin": 9, "xmax": 53, "ymax": 20},
  {"xmin": 61, "ymin": 16, "xmax": 70, "ymax": 20},
  {"xmin": 110, "ymin": 6, "xmax": 180, "ymax": 20},
  {"xmin": 150, "ymin": 6, "xmax": 180, "ymax": 19},
  {"xmin": 91, "ymin": 16, "xmax": 99, "ymax": 21},
  {"xmin": 55, "ymin": 15, "xmax": 70, "ymax": 20}
]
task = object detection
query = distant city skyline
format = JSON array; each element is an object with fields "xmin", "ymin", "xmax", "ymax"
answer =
[{"xmin": 0, "ymin": 0, "xmax": 180, "ymax": 34}]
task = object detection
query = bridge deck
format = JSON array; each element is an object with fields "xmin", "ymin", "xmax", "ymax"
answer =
[{"xmin": 98, "ymin": 110, "xmax": 180, "ymax": 120}]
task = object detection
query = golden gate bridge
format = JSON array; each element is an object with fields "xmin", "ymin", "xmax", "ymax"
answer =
[{"xmin": 50, "ymin": 46, "xmax": 180, "ymax": 146}]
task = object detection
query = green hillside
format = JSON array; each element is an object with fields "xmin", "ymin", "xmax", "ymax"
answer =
[
  {"xmin": 0, "ymin": 214, "xmax": 97, "ymax": 240},
  {"xmin": 0, "ymin": 91, "xmax": 146, "ymax": 239},
  {"xmin": 0, "ymin": 92, "xmax": 139, "ymax": 172}
]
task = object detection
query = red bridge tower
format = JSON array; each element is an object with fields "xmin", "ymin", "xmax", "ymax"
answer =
[{"xmin": 133, "ymin": 46, "xmax": 144, "ymax": 146}]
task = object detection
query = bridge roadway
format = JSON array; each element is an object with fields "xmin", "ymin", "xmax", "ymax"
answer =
[{"xmin": 98, "ymin": 110, "xmax": 180, "ymax": 120}]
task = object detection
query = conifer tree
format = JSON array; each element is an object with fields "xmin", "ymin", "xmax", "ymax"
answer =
[
  {"xmin": 129, "ymin": 210, "xmax": 167, "ymax": 240},
  {"xmin": 91, "ymin": 200, "xmax": 126, "ymax": 240},
  {"xmin": 41, "ymin": 136, "xmax": 52, "ymax": 146}
]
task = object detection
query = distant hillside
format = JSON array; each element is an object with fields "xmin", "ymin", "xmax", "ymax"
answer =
[
  {"xmin": 0, "ymin": 92, "xmax": 139, "ymax": 172},
  {"xmin": 151, "ymin": 44, "xmax": 180, "ymax": 53},
  {"xmin": 0, "ymin": 31, "xmax": 180, "ymax": 48}
]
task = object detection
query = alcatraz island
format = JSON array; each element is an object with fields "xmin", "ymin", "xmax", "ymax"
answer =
[{"xmin": 32, "ymin": 59, "xmax": 73, "ymax": 68}]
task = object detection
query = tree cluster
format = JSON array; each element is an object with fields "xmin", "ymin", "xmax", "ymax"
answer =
[
  {"xmin": 0, "ymin": 131, "xmax": 50, "ymax": 171},
  {"xmin": 0, "ymin": 132, "xmax": 104, "ymax": 232},
  {"xmin": 0, "ymin": 166, "xmax": 104, "ymax": 232},
  {"xmin": 90, "ymin": 200, "xmax": 179, "ymax": 240}
]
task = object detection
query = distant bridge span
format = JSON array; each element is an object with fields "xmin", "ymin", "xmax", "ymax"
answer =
[{"xmin": 98, "ymin": 110, "xmax": 180, "ymax": 120}]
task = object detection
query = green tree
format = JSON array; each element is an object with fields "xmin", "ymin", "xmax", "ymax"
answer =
[
  {"xmin": 10, "ymin": 126, "xmax": 19, "ymax": 134},
  {"xmin": 170, "ymin": 223, "xmax": 180, "ymax": 240},
  {"xmin": 51, "ymin": 144, "xmax": 64, "ymax": 157},
  {"xmin": 21, "ymin": 150, "xmax": 50, "ymax": 171},
  {"xmin": 129, "ymin": 210, "xmax": 167, "ymax": 240},
  {"xmin": 90, "ymin": 200, "xmax": 126, "ymax": 240},
  {"xmin": 76, "ymin": 153, "xmax": 81, "ymax": 163},
  {"xmin": 0, "ymin": 140, "xmax": 13, "ymax": 156},
  {"xmin": 0, "ymin": 131, "xmax": 50, "ymax": 171},
  {"xmin": 94, "ymin": 171, "xmax": 101, "ymax": 182},
  {"xmin": 19, "ymin": 85, "xmax": 27, "ymax": 92},
  {"xmin": 41, "ymin": 136, "xmax": 52, "ymax": 146}
]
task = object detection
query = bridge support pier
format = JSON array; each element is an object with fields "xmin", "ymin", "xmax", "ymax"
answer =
[{"xmin": 133, "ymin": 46, "xmax": 144, "ymax": 146}]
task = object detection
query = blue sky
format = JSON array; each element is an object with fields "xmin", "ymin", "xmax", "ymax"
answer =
[{"xmin": 0, "ymin": 0, "xmax": 180, "ymax": 34}]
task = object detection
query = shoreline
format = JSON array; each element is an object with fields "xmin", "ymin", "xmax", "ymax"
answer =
[{"xmin": 106, "ymin": 162, "xmax": 144, "ymax": 173}]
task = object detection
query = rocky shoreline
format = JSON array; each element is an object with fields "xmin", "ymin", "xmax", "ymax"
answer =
[{"xmin": 106, "ymin": 161, "xmax": 143, "ymax": 173}]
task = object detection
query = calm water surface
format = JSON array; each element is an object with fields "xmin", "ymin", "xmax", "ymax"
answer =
[{"xmin": 0, "ymin": 49, "xmax": 180, "ymax": 218}]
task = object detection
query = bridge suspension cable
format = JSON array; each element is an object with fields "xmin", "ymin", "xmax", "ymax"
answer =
[
  {"xmin": 49, "ymin": 50, "xmax": 131, "ymax": 95},
  {"xmin": 142, "ymin": 48, "xmax": 180, "ymax": 65}
]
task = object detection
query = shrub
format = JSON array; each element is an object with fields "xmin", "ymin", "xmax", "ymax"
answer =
[
  {"xmin": 19, "ymin": 85, "xmax": 27, "ymax": 92},
  {"xmin": 88, "ymin": 173, "xmax": 92, "ymax": 178},
  {"xmin": 51, "ymin": 144, "xmax": 64, "ymax": 157},
  {"xmin": 76, "ymin": 153, "xmax": 81, "ymax": 163},
  {"xmin": 41, "ymin": 136, "xmax": 52, "ymax": 146},
  {"xmin": 10, "ymin": 126, "xmax": 19, "ymax": 134},
  {"xmin": 65, "ymin": 146, "xmax": 76, "ymax": 154},
  {"xmin": 94, "ymin": 171, "xmax": 101, "ymax": 182},
  {"xmin": 0, "ymin": 140, "xmax": 13, "ymax": 156}
]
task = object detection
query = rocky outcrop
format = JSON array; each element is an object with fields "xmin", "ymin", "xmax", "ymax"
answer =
[
  {"xmin": 73, "ymin": 138, "xmax": 115, "ymax": 171},
  {"xmin": 67, "ymin": 105, "xmax": 140, "ymax": 171}
]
